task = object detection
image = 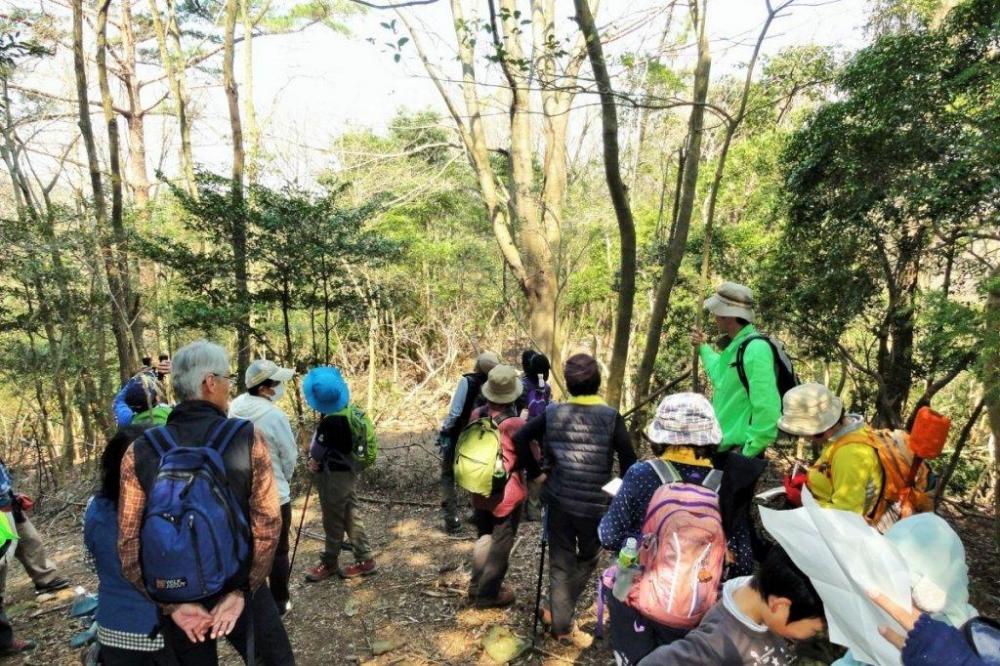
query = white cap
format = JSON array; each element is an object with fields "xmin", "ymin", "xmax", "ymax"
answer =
[{"xmin": 245, "ymin": 359, "xmax": 295, "ymax": 389}]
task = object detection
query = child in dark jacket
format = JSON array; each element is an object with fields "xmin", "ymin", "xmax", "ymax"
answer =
[{"xmin": 638, "ymin": 546, "xmax": 825, "ymax": 666}]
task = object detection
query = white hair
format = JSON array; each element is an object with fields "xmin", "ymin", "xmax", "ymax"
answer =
[{"xmin": 171, "ymin": 340, "xmax": 230, "ymax": 401}]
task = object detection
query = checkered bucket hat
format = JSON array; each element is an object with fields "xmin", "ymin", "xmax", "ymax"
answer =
[{"xmin": 645, "ymin": 392, "xmax": 722, "ymax": 447}]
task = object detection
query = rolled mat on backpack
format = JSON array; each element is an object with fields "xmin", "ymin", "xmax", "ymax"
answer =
[{"xmin": 909, "ymin": 406, "xmax": 951, "ymax": 460}]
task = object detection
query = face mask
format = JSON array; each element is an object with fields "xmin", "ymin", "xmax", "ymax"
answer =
[{"xmin": 269, "ymin": 383, "xmax": 286, "ymax": 402}]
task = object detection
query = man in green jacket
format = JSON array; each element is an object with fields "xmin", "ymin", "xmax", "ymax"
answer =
[
  {"xmin": 692, "ymin": 282, "xmax": 781, "ymax": 458},
  {"xmin": 692, "ymin": 281, "xmax": 780, "ymax": 577}
]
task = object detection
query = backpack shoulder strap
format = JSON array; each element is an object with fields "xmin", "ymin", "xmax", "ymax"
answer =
[
  {"xmin": 210, "ymin": 418, "xmax": 251, "ymax": 457},
  {"xmin": 734, "ymin": 335, "xmax": 772, "ymax": 395},
  {"xmin": 702, "ymin": 469, "xmax": 724, "ymax": 493},
  {"xmin": 144, "ymin": 426, "xmax": 177, "ymax": 458},
  {"xmin": 649, "ymin": 458, "xmax": 682, "ymax": 485}
]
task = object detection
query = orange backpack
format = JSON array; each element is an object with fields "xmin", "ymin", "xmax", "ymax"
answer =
[{"xmin": 827, "ymin": 429, "xmax": 934, "ymax": 532}]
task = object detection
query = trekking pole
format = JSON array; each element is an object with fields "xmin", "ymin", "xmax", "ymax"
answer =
[
  {"xmin": 289, "ymin": 476, "xmax": 314, "ymax": 573},
  {"xmin": 531, "ymin": 505, "xmax": 548, "ymax": 643}
]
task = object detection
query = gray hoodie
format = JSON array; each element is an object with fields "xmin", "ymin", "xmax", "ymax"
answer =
[{"xmin": 638, "ymin": 577, "xmax": 797, "ymax": 666}]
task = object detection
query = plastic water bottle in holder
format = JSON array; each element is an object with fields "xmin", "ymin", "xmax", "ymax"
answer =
[{"xmin": 613, "ymin": 537, "xmax": 639, "ymax": 601}]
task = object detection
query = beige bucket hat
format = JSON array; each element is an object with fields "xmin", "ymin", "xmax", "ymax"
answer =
[
  {"xmin": 778, "ymin": 383, "xmax": 844, "ymax": 436},
  {"xmin": 704, "ymin": 282, "xmax": 756, "ymax": 322},
  {"xmin": 481, "ymin": 364, "xmax": 523, "ymax": 405}
]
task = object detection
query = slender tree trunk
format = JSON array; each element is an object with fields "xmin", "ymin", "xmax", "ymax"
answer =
[
  {"xmin": 97, "ymin": 0, "xmax": 143, "ymax": 360},
  {"xmin": 241, "ymin": 0, "xmax": 261, "ymax": 185},
  {"xmin": 934, "ymin": 399, "xmax": 985, "ymax": 508},
  {"xmin": 223, "ymin": 0, "xmax": 251, "ymax": 387},
  {"xmin": 633, "ymin": 0, "xmax": 711, "ymax": 407},
  {"xmin": 692, "ymin": 1, "xmax": 787, "ymax": 389},
  {"xmin": 120, "ymin": 0, "xmax": 150, "ymax": 207},
  {"xmin": 573, "ymin": 0, "xmax": 635, "ymax": 410},
  {"xmin": 149, "ymin": 0, "xmax": 196, "ymax": 194},
  {"xmin": 74, "ymin": 0, "xmax": 137, "ymax": 382},
  {"xmin": 982, "ymin": 265, "xmax": 1000, "ymax": 550}
]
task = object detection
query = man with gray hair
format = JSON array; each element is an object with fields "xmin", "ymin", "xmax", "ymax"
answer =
[{"xmin": 118, "ymin": 340, "xmax": 293, "ymax": 664}]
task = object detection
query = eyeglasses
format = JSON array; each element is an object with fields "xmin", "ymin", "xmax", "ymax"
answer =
[{"xmin": 208, "ymin": 372, "xmax": 238, "ymax": 383}]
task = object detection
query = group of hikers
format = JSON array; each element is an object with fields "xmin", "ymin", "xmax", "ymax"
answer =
[{"xmin": 0, "ymin": 280, "xmax": 996, "ymax": 665}]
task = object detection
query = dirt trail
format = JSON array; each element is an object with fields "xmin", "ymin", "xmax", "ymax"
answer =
[{"xmin": 3, "ymin": 426, "xmax": 997, "ymax": 665}]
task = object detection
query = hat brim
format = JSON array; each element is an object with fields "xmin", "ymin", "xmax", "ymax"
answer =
[
  {"xmin": 704, "ymin": 294, "xmax": 755, "ymax": 323},
  {"xmin": 270, "ymin": 367, "xmax": 295, "ymax": 382},
  {"xmin": 481, "ymin": 382, "xmax": 523, "ymax": 405},
  {"xmin": 777, "ymin": 400, "xmax": 843, "ymax": 436},
  {"xmin": 644, "ymin": 423, "xmax": 722, "ymax": 447}
]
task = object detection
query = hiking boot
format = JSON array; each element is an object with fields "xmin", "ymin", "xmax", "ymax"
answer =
[
  {"xmin": 443, "ymin": 516, "xmax": 462, "ymax": 534},
  {"xmin": 34, "ymin": 577, "xmax": 70, "ymax": 594},
  {"xmin": 304, "ymin": 563, "xmax": 335, "ymax": 582},
  {"xmin": 474, "ymin": 586, "xmax": 515, "ymax": 609},
  {"xmin": 0, "ymin": 638, "xmax": 36, "ymax": 656},
  {"xmin": 339, "ymin": 559, "xmax": 377, "ymax": 579}
]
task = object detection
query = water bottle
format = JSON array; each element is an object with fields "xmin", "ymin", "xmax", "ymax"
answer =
[{"xmin": 613, "ymin": 537, "xmax": 639, "ymax": 601}]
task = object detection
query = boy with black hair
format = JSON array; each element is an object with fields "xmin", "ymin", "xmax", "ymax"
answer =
[{"xmin": 638, "ymin": 545, "xmax": 826, "ymax": 665}]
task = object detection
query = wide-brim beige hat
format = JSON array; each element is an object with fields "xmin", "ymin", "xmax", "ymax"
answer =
[
  {"xmin": 245, "ymin": 359, "xmax": 295, "ymax": 389},
  {"xmin": 704, "ymin": 281, "xmax": 756, "ymax": 323},
  {"xmin": 481, "ymin": 364, "xmax": 523, "ymax": 405},
  {"xmin": 778, "ymin": 383, "xmax": 844, "ymax": 436}
]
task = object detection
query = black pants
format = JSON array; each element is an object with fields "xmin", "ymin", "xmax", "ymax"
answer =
[
  {"xmin": 161, "ymin": 587, "xmax": 294, "ymax": 665},
  {"xmin": 548, "ymin": 503, "xmax": 602, "ymax": 636},
  {"xmin": 440, "ymin": 437, "xmax": 458, "ymax": 522},
  {"xmin": 470, "ymin": 506, "xmax": 522, "ymax": 599},
  {"xmin": 607, "ymin": 592, "xmax": 686, "ymax": 665},
  {"xmin": 100, "ymin": 645, "xmax": 175, "ymax": 665},
  {"xmin": 0, "ymin": 596, "xmax": 12, "ymax": 651},
  {"xmin": 269, "ymin": 503, "xmax": 292, "ymax": 612}
]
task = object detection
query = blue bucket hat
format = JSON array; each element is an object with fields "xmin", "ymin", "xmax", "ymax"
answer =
[{"xmin": 302, "ymin": 366, "xmax": 350, "ymax": 414}]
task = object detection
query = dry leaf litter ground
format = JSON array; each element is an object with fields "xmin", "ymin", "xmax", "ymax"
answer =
[{"xmin": 2, "ymin": 424, "xmax": 996, "ymax": 665}]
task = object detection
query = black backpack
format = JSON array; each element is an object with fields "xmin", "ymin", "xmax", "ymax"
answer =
[{"xmin": 734, "ymin": 335, "xmax": 798, "ymax": 400}]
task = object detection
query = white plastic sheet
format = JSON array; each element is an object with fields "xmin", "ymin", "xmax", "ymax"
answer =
[{"xmin": 759, "ymin": 489, "xmax": 911, "ymax": 666}]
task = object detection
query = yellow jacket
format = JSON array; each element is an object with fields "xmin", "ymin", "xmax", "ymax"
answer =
[{"xmin": 807, "ymin": 417, "xmax": 883, "ymax": 516}]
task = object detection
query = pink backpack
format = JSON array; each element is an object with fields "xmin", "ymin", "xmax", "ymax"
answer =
[{"xmin": 627, "ymin": 459, "xmax": 726, "ymax": 629}]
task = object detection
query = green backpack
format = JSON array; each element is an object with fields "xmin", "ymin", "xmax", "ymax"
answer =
[
  {"xmin": 453, "ymin": 416, "xmax": 510, "ymax": 497},
  {"xmin": 337, "ymin": 405, "xmax": 378, "ymax": 469},
  {"xmin": 132, "ymin": 404, "xmax": 172, "ymax": 426}
]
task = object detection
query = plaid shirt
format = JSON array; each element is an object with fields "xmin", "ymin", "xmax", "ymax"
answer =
[{"xmin": 118, "ymin": 426, "xmax": 280, "ymax": 611}]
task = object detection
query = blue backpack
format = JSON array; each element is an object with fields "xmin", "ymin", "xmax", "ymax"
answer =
[{"xmin": 140, "ymin": 419, "xmax": 252, "ymax": 603}]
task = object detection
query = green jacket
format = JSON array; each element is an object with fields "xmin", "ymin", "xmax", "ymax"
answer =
[{"xmin": 699, "ymin": 324, "xmax": 781, "ymax": 457}]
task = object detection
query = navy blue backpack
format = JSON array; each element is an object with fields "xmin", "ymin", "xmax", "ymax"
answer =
[{"xmin": 139, "ymin": 419, "xmax": 252, "ymax": 603}]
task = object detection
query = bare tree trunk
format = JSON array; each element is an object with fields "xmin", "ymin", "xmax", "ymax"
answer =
[
  {"xmin": 983, "ymin": 265, "xmax": 1000, "ymax": 550},
  {"xmin": 633, "ymin": 0, "xmax": 711, "ymax": 407},
  {"xmin": 149, "ymin": 0, "xmax": 196, "ymax": 194},
  {"xmin": 573, "ymin": 0, "xmax": 635, "ymax": 410},
  {"xmin": 241, "ymin": 0, "xmax": 261, "ymax": 185},
  {"xmin": 120, "ymin": 0, "xmax": 151, "ymax": 208},
  {"xmin": 692, "ymin": 0, "xmax": 791, "ymax": 389},
  {"xmin": 223, "ymin": 0, "xmax": 251, "ymax": 387},
  {"xmin": 74, "ymin": 0, "xmax": 137, "ymax": 383},
  {"xmin": 97, "ymin": 0, "xmax": 143, "ymax": 360}
]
